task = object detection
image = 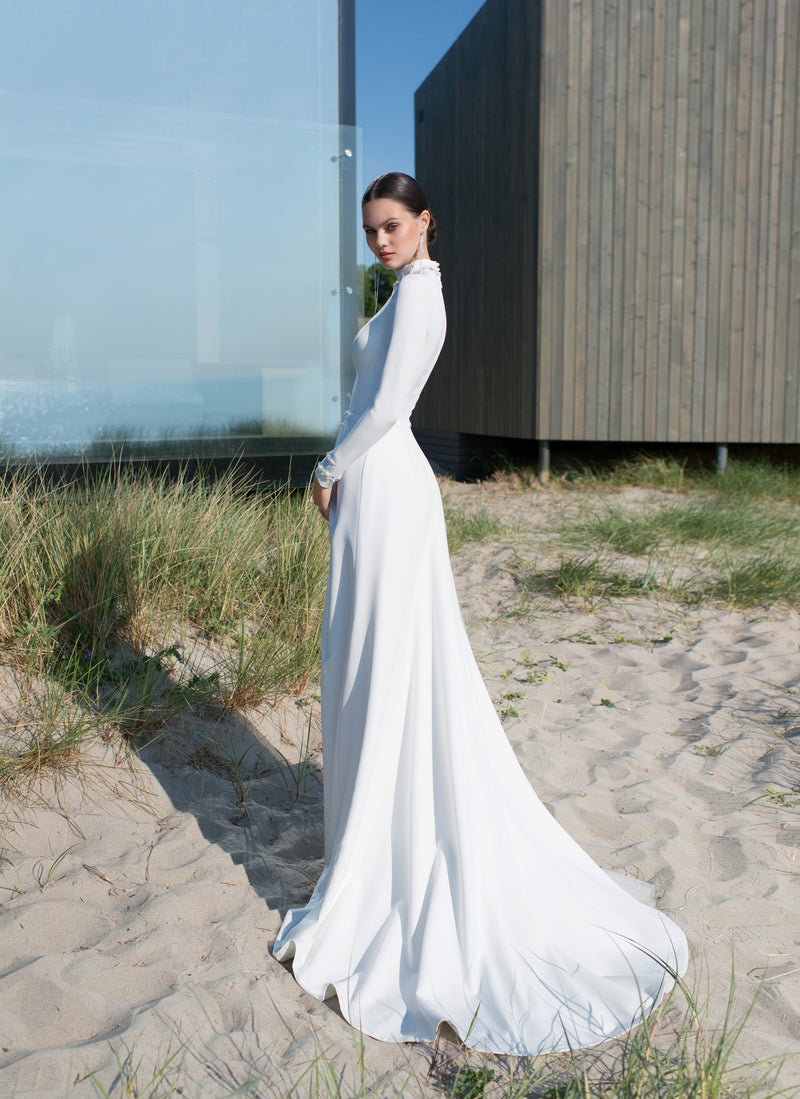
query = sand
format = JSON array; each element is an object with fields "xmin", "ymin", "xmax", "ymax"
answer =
[{"xmin": 1, "ymin": 479, "xmax": 798, "ymax": 1096}]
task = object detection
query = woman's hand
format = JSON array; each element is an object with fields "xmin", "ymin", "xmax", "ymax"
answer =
[{"xmin": 313, "ymin": 478, "xmax": 334, "ymax": 522}]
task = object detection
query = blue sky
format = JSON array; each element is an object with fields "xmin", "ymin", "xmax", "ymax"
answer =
[{"xmin": 355, "ymin": 0, "xmax": 486, "ymax": 192}]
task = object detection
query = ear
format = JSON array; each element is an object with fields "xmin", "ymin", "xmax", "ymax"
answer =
[{"xmin": 419, "ymin": 210, "xmax": 431, "ymax": 231}]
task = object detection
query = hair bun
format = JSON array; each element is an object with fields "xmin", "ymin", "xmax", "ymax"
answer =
[{"xmin": 363, "ymin": 172, "xmax": 438, "ymax": 249}]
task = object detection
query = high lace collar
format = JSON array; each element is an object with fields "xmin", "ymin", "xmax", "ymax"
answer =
[{"xmin": 396, "ymin": 258, "xmax": 441, "ymax": 281}]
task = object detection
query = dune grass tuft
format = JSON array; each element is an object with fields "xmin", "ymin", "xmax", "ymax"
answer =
[
  {"xmin": 79, "ymin": 959, "xmax": 796, "ymax": 1097},
  {"xmin": 543, "ymin": 460, "xmax": 800, "ymax": 611},
  {"xmin": 444, "ymin": 504, "xmax": 505, "ymax": 555},
  {"xmin": 551, "ymin": 455, "xmax": 800, "ymax": 502},
  {"xmin": 564, "ymin": 453, "xmax": 692, "ymax": 493},
  {"xmin": 555, "ymin": 504, "xmax": 800, "ymax": 610},
  {"xmin": 568, "ymin": 501, "xmax": 799, "ymax": 559},
  {"xmin": 0, "ymin": 464, "xmax": 329, "ymax": 793}
]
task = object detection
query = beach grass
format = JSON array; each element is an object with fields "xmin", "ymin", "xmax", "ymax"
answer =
[
  {"xmin": 78, "ymin": 961, "xmax": 796, "ymax": 1097},
  {"xmin": 4, "ymin": 456, "xmax": 798, "ymax": 793},
  {"xmin": 541, "ymin": 454, "xmax": 800, "ymax": 502},
  {"xmin": 482, "ymin": 457, "xmax": 800, "ymax": 612},
  {"xmin": 563, "ymin": 500, "xmax": 799, "ymax": 557},
  {"xmin": 0, "ymin": 457, "xmax": 797, "ymax": 1096},
  {"xmin": 0, "ymin": 463, "xmax": 329, "ymax": 794},
  {"xmin": 491, "ymin": 453, "xmax": 800, "ymax": 502},
  {"xmin": 444, "ymin": 503, "xmax": 506, "ymax": 554},
  {"xmin": 555, "ymin": 499, "xmax": 800, "ymax": 609}
]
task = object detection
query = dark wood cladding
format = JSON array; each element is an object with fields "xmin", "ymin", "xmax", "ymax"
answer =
[
  {"xmin": 415, "ymin": 0, "xmax": 800, "ymax": 445},
  {"xmin": 414, "ymin": 0, "xmax": 542, "ymax": 438}
]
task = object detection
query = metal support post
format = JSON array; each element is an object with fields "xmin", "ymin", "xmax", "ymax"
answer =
[{"xmin": 538, "ymin": 440, "xmax": 550, "ymax": 485}]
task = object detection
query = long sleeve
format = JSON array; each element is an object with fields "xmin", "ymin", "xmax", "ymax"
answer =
[{"xmin": 316, "ymin": 268, "xmax": 445, "ymax": 486}]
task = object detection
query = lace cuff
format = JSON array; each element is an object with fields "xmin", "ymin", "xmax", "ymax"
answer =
[{"xmin": 315, "ymin": 453, "xmax": 337, "ymax": 489}]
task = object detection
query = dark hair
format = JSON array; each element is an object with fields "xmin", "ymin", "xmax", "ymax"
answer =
[{"xmin": 362, "ymin": 172, "xmax": 438, "ymax": 246}]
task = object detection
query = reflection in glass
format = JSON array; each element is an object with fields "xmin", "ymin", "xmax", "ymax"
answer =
[{"xmin": 0, "ymin": 1, "xmax": 358, "ymax": 461}]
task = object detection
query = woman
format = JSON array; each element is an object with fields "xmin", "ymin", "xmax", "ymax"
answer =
[{"xmin": 273, "ymin": 173, "xmax": 688, "ymax": 1055}]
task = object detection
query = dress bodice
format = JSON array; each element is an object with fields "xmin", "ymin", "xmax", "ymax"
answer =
[
  {"xmin": 351, "ymin": 262, "xmax": 441, "ymax": 382},
  {"xmin": 315, "ymin": 259, "xmax": 446, "ymax": 486}
]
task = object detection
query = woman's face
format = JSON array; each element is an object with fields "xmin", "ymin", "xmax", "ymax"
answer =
[{"xmin": 362, "ymin": 198, "xmax": 430, "ymax": 270}]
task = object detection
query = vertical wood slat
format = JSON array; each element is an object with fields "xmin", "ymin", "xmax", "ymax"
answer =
[
  {"xmin": 573, "ymin": 0, "xmax": 594, "ymax": 438},
  {"xmin": 609, "ymin": 0, "xmax": 630, "ymax": 440},
  {"xmin": 522, "ymin": 0, "xmax": 542, "ymax": 430},
  {"xmin": 536, "ymin": 0, "xmax": 556, "ymax": 438},
  {"xmin": 632, "ymin": 0, "xmax": 653, "ymax": 439},
  {"xmin": 596, "ymin": 0, "xmax": 617, "ymax": 438},
  {"xmin": 741, "ymin": 0, "xmax": 765, "ymax": 442},
  {"xmin": 716, "ymin": 0, "xmax": 740, "ymax": 441},
  {"xmin": 778, "ymin": 0, "xmax": 799, "ymax": 441},
  {"xmin": 583, "ymin": 0, "xmax": 604, "ymax": 439},
  {"xmin": 643, "ymin": 0, "xmax": 665, "ymax": 440},
  {"xmin": 619, "ymin": 0, "xmax": 641, "ymax": 438},
  {"xmin": 765, "ymin": 0, "xmax": 786, "ymax": 442},
  {"xmin": 670, "ymin": 0, "xmax": 692, "ymax": 441},
  {"xmin": 788, "ymin": 4, "xmax": 800, "ymax": 443},
  {"xmin": 656, "ymin": 0, "xmax": 679, "ymax": 440},
  {"xmin": 730, "ymin": 0, "xmax": 752, "ymax": 441},
  {"xmin": 752, "ymin": 0, "xmax": 775, "ymax": 440},
  {"xmin": 551, "ymin": 0, "xmax": 569, "ymax": 438},
  {"xmin": 702, "ymin": 0, "xmax": 726, "ymax": 441},
  {"xmin": 691, "ymin": 0, "xmax": 714, "ymax": 440},
  {"xmin": 772, "ymin": 0, "xmax": 791, "ymax": 440},
  {"xmin": 560, "ymin": 0, "xmax": 581, "ymax": 440},
  {"xmin": 415, "ymin": 0, "xmax": 800, "ymax": 446},
  {"xmin": 678, "ymin": 0, "xmax": 702, "ymax": 440}
]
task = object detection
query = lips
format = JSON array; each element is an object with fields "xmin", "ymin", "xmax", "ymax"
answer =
[{"xmin": 379, "ymin": 253, "xmax": 393, "ymax": 261}]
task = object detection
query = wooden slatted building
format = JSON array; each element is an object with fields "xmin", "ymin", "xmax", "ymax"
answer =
[{"xmin": 414, "ymin": 0, "xmax": 800, "ymax": 465}]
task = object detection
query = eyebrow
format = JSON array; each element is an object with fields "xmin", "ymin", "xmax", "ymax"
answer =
[{"xmin": 362, "ymin": 217, "xmax": 400, "ymax": 230}]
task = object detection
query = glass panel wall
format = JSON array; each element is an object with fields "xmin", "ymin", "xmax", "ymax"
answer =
[{"xmin": 0, "ymin": 0, "xmax": 358, "ymax": 460}]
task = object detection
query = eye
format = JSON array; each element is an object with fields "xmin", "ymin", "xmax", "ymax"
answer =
[
  {"xmin": 386, "ymin": 223, "xmax": 398, "ymax": 231},
  {"xmin": 364, "ymin": 228, "xmax": 375, "ymax": 235}
]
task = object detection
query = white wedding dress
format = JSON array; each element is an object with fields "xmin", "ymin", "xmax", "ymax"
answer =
[{"xmin": 273, "ymin": 259, "xmax": 688, "ymax": 1055}]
